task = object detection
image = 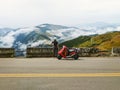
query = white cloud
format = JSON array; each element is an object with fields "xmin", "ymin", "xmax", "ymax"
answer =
[
  {"xmin": 0, "ymin": 0, "xmax": 120, "ymax": 27},
  {"xmin": 0, "ymin": 31, "xmax": 15, "ymax": 47},
  {"xmin": 30, "ymin": 40, "xmax": 46, "ymax": 47}
]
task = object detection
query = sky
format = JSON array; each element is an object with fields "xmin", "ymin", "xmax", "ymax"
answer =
[{"xmin": 0, "ymin": 0, "xmax": 120, "ymax": 28}]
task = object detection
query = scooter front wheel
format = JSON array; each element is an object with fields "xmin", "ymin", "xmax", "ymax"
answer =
[{"xmin": 57, "ymin": 55, "xmax": 62, "ymax": 60}]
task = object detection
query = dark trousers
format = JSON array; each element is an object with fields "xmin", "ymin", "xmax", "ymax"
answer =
[{"xmin": 53, "ymin": 48, "xmax": 58, "ymax": 57}]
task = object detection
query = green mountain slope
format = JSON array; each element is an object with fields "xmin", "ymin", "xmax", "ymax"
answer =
[
  {"xmin": 60, "ymin": 36, "xmax": 92, "ymax": 47},
  {"xmin": 60, "ymin": 31, "xmax": 120, "ymax": 50}
]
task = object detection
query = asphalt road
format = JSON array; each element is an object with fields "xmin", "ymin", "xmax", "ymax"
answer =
[{"xmin": 0, "ymin": 57, "xmax": 120, "ymax": 90}]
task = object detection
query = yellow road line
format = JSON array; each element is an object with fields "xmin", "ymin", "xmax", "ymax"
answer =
[{"xmin": 0, "ymin": 73, "xmax": 120, "ymax": 77}]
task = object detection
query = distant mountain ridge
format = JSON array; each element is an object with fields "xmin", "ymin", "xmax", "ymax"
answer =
[
  {"xmin": 0, "ymin": 23, "xmax": 120, "ymax": 53},
  {"xmin": 0, "ymin": 24, "xmax": 81, "ymax": 51}
]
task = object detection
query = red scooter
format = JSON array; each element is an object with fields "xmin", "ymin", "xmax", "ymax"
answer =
[{"xmin": 57, "ymin": 45, "xmax": 79, "ymax": 60}]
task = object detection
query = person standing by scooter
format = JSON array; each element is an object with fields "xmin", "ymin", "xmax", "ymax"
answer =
[{"xmin": 52, "ymin": 39, "xmax": 59, "ymax": 57}]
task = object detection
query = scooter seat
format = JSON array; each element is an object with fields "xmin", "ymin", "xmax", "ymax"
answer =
[{"xmin": 69, "ymin": 49, "xmax": 75, "ymax": 52}]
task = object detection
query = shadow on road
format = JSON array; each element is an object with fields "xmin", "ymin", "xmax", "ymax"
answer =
[{"xmin": 58, "ymin": 58, "xmax": 83, "ymax": 61}]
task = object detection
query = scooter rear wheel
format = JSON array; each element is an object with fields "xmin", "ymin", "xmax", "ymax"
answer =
[
  {"xmin": 73, "ymin": 54, "xmax": 79, "ymax": 60},
  {"xmin": 57, "ymin": 55, "xmax": 62, "ymax": 60}
]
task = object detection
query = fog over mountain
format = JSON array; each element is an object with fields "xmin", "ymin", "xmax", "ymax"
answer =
[{"xmin": 0, "ymin": 23, "xmax": 120, "ymax": 53}]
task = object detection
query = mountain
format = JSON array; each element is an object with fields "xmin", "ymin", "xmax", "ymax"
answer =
[
  {"xmin": 77, "ymin": 22, "xmax": 120, "ymax": 35},
  {"xmin": 0, "ymin": 24, "xmax": 81, "ymax": 52},
  {"xmin": 61, "ymin": 31, "xmax": 120, "ymax": 50},
  {"xmin": 93, "ymin": 31, "xmax": 120, "ymax": 50},
  {"xmin": 0, "ymin": 23, "xmax": 120, "ymax": 55},
  {"xmin": 59, "ymin": 36, "xmax": 92, "ymax": 47},
  {"xmin": 0, "ymin": 28, "xmax": 14, "ymax": 36}
]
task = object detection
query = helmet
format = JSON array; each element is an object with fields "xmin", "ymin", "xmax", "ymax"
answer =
[{"xmin": 63, "ymin": 45, "xmax": 67, "ymax": 49}]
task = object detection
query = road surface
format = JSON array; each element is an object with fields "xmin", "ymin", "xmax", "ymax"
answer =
[{"xmin": 0, "ymin": 57, "xmax": 120, "ymax": 90}]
